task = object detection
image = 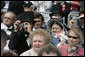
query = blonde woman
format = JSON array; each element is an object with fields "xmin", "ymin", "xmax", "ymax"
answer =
[
  {"xmin": 58, "ymin": 28, "xmax": 84, "ymax": 56},
  {"xmin": 20, "ymin": 29, "xmax": 51, "ymax": 56}
]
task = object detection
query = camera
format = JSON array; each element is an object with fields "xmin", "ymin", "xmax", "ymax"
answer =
[{"xmin": 19, "ymin": 23, "xmax": 25, "ymax": 27}]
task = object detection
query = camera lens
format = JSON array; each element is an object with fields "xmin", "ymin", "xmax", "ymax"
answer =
[{"xmin": 19, "ymin": 23, "xmax": 24, "ymax": 27}]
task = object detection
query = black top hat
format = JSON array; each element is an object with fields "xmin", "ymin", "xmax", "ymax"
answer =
[
  {"xmin": 17, "ymin": 11, "xmax": 34, "ymax": 23},
  {"xmin": 23, "ymin": 1, "xmax": 33, "ymax": 7},
  {"xmin": 49, "ymin": 10, "xmax": 63, "ymax": 18}
]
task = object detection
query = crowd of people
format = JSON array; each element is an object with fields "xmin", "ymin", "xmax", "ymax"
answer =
[{"xmin": 1, "ymin": 1, "xmax": 84, "ymax": 56}]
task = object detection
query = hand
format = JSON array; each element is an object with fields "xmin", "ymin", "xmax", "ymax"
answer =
[
  {"xmin": 69, "ymin": 19, "xmax": 76, "ymax": 28},
  {"xmin": 14, "ymin": 20, "xmax": 21, "ymax": 31},
  {"xmin": 24, "ymin": 24, "xmax": 32, "ymax": 34},
  {"xmin": 57, "ymin": 34, "xmax": 66, "ymax": 45},
  {"xmin": 59, "ymin": 38, "xmax": 66, "ymax": 45}
]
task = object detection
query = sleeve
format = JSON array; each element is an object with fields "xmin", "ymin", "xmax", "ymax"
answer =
[
  {"xmin": 8, "ymin": 31, "xmax": 18, "ymax": 50},
  {"xmin": 8, "ymin": 30, "xmax": 24, "ymax": 51}
]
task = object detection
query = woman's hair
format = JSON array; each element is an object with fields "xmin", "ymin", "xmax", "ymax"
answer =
[
  {"xmin": 48, "ymin": 19, "xmax": 63, "ymax": 30},
  {"xmin": 38, "ymin": 44, "xmax": 61, "ymax": 56},
  {"xmin": 29, "ymin": 29, "xmax": 51, "ymax": 45},
  {"xmin": 51, "ymin": 21, "xmax": 63, "ymax": 30},
  {"xmin": 68, "ymin": 27, "xmax": 83, "ymax": 43}
]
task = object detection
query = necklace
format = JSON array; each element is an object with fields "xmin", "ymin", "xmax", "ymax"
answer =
[{"xmin": 68, "ymin": 45, "xmax": 77, "ymax": 56}]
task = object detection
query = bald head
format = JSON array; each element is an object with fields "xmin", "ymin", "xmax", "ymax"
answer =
[{"xmin": 2, "ymin": 11, "xmax": 16, "ymax": 26}]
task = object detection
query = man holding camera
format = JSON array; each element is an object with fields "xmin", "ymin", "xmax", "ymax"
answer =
[{"xmin": 8, "ymin": 11, "xmax": 34, "ymax": 55}]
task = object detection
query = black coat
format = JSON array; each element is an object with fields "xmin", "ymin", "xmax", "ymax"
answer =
[
  {"xmin": 8, "ymin": 30, "xmax": 31, "ymax": 55},
  {"xmin": 51, "ymin": 2, "xmax": 71, "ymax": 17},
  {"xmin": 8, "ymin": 1, "xmax": 24, "ymax": 16}
]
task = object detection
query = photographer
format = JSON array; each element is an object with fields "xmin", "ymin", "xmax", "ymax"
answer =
[{"xmin": 8, "ymin": 11, "xmax": 34, "ymax": 55}]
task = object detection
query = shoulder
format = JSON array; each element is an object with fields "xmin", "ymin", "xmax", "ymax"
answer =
[
  {"xmin": 58, "ymin": 45, "xmax": 68, "ymax": 56},
  {"xmin": 58, "ymin": 45, "xmax": 67, "ymax": 49},
  {"xmin": 58, "ymin": 45, "xmax": 68, "ymax": 52},
  {"xmin": 20, "ymin": 49, "xmax": 32, "ymax": 56},
  {"xmin": 77, "ymin": 47, "xmax": 84, "ymax": 55},
  {"xmin": 78, "ymin": 47, "xmax": 84, "ymax": 51}
]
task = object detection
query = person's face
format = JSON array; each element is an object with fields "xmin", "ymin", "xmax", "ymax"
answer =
[
  {"xmin": 3, "ymin": 13, "xmax": 14, "ymax": 26},
  {"xmin": 51, "ymin": 23, "xmax": 62, "ymax": 35},
  {"xmin": 42, "ymin": 52, "xmax": 57, "ymax": 56},
  {"xmin": 79, "ymin": 14, "xmax": 84, "ymax": 26},
  {"xmin": 14, "ymin": 20, "xmax": 21, "ymax": 26},
  {"xmin": 68, "ymin": 31, "xmax": 80, "ymax": 47},
  {"xmin": 34, "ymin": 18, "xmax": 42, "ymax": 29},
  {"xmin": 23, "ymin": 22, "xmax": 32, "ymax": 32},
  {"xmin": 24, "ymin": 6, "xmax": 33, "ymax": 12},
  {"xmin": 52, "ymin": 14, "xmax": 62, "ymax": 19},
  {"xmin": 33, "ymin": 35, "xmax": 46, "ymax": 52}
]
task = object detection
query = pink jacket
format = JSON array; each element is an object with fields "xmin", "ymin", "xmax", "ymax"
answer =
[{"xmin": 58, "ymin": 45, "xmax": 84, "ymax": 56}]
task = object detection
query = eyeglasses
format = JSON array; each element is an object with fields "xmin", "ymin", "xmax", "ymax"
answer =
[
  {"xmin": 3, "ymin": 17, "xmax": 11, "ymax": 20},
  {"xmin": 68, "ymin": 35, "xmax": 79, "ymax": 39}
]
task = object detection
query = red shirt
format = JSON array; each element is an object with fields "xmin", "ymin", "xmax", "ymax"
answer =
[{"xmin": 58, "ymin": 45, "xmax": 84, "ymax": 56}]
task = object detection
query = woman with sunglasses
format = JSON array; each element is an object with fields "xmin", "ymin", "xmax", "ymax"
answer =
[{"xmin": 58, "ymin": 28, "xmax": 84, "ymax": 56}]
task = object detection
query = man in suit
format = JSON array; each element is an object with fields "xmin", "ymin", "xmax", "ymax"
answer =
[
  {"xmin": 1, "ymin": 11, "xmax": 16, "ymax": 39},
  {"xmin": 8, "ymin": 11, "xmax": 34, "ymax": 55},
  {"xmin": 51, "ymin": 1, "xmax": 71, "ymax": 25}
]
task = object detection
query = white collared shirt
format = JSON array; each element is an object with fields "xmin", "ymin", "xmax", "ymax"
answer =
[
  {"xmin": 1, "ymin": 23, "xmax": 12, "ymax": 35},
  {"xmin": 2, "ymin": 1, "xmax": 10, "ymax": 12}
]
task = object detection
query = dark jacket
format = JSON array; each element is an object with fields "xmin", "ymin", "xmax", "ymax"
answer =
[
  {"xmin": 51, "ymin": 2, "xmax": 71, "ymax": 17},
  {"xmin": 8, "ymin": 30, "xmax": 31, "ymax": 55}
]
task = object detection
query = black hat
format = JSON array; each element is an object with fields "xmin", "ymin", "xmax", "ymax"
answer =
[
  {"xmin": 49, "ymin": 10, "xmax": 63, "ymax": 18},
  {"xmin": 47, "ymin": 19, "xmax": 63, "ymax": 30},
  {"xmin": 23, "ymin": 1, "xmax": 33, "ymax": 7},
  {"xmin": 17, "ymin": 11, "xmax": 34, "ymax": 23}
]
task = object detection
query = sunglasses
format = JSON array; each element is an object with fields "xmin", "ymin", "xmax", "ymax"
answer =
[{"xmin": 68, "ymin": 35, "xmax": 79, "ymax": 39}]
